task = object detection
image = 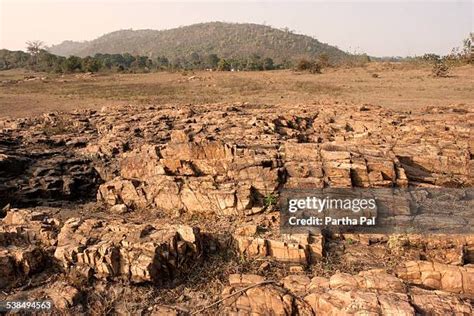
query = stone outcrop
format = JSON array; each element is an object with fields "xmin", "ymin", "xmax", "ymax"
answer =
[
  {"xmin": 395, "ymin": 260, "xmax": 474, "ymax": 295},
  {"xmin": 223, "ymin": 274, "xmax": 300, "ymax": 316},
  {"xmin": 0, "ymin": 208, "xmax": 59, "ymax": 288},
  {"xmin": 0, "ymin": 102, "xmax": 472, "ymax": 313},
  {"xmin": 0, "ymin": 245, "xmax": 46, "ymax": 288},
  {"xmin": 409, "ymin": 287, "xmax": 473, "ymax": 315},
  {"xmin": 234, "ymin": 233, "xmax": 324, "ymax": 264},
  {"xmin": 54, "ymin": 218, "xmax": 202, "ymax": 283},
  {"xmin": 224, "ymin": 269, "xmax": 472, "ymax": 316},
  {"xmin": 1, "ymin": 208, "xmax": 60, "ymax": 246},
  {"xmin": 46, "ymin": 281, "xmax": 82, "ymax": 310},
  {"xmin": 2, "ymin": 103, "xmax": 472, "ymax": 214},
  {"xmin": 98, "ymin": 139, "xmax": 279, "ymax": 216},
  {"xmin": 0, "ymin": 152, "xmax": 101, "ymax": 208}
]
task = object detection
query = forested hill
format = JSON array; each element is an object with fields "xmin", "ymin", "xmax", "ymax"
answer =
[{"xmin": 49, "ymin": 22, "xmax": 349, "ymax": 63}]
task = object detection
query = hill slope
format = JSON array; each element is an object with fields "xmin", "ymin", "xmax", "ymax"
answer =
[{"xmin": 49, "ymin": 22, "xmax": 349, "ymax": 63}]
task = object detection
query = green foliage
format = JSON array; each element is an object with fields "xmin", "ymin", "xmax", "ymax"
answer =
[
  {"xmin": 81, "ymin": 56, "xmax": 101, "ymax": 72},
  {"xmin": 422, "ymin": 53, "xmax": 441, "ymax": 62},
  {"xmin": 205, "ymin": 54, "xmax": 220, "ymax": 69},
  {"xmin": 0, "ymin": 49, "xmax": 156, "ymax": 73},
  {"xmin": 245, "ymin": 54, "xmax": 263, "ymax": 71},
  {"xmin": 63, "ymin": 56, "xmax": 83, "ymax": 73},
  {"xmin": 217, "ymin": 59, "xmax": 231, "ymax": 71},
  {"xmin": 263, "ymin": 193, "xmax": 277, "ymax": 207},
  {"xmin": 263, "ymin": 57, "xmax": 274, "ymax": 70},
  {"xmin": 156, "ymin": 56, "xmax": 170, "ymax": 69},
  {"xmin": 1, "ymin": 23, "xmax": 372, "ymax": 74},
  {"xmin": 49, "ymin": 22, "xmax": 350, "ymax": 65},
  {"xmin": 0, "ymin": 49, "xmax": 30, "ymax": 70},
  {"xmin": 189, "ymin": 52, "xmax": 201, "ymax": 67}
]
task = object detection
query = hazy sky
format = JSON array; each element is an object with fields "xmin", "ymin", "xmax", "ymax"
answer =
[{"xmin": 0, "ymin": 0, "xmax": 472, "ymax": 57}]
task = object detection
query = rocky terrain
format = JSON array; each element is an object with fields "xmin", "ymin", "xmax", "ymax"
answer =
[{"xmin": 0, "ymin": 101, "xmax": 473, "ymax": 315}]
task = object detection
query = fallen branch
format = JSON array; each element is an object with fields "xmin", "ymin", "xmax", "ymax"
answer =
[{"xmin": 191, "ymin": 280, "xmax": 277, "ymax": 315}]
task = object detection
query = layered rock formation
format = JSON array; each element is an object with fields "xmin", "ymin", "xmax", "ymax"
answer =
[
  {"xmin": 54, "ymin": 218, "xmax": 202, "ymax": 283},
  {"xmin": 0, "ymin": 102, "xmax": 472, "ymax": 314},
  {"xmin": 223, "ymin": 271, "xmax": 472, "ymax": 315}
]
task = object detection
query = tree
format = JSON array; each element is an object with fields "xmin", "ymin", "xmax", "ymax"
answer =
[
  {"xmin": 82, "ymin": 56, "xmax": 102, "ymax": 72},
  {"xmin": 217, "ymin": 58, "xmax": 231, "ymax": 71},
  {"xmin": 26, "ymin": 40, "xmax": 45, "ymax": 56},
  {"xmin": 156, "ymin": 56, "xmax": 170, "ymax": 70},
  {"xmin": 62, "ymin": 56, "xmax": 83, "ymax": 73},
  {"xmin": 205, "ymin": 54, "xmax": 219, "ymax": 69},
  {"xmin": 462, "ymin": 37, "xmax": 472, "ymax": 62},
  {"xmin": 122, "ymin": 53, "xmax": 135, "ymax": 68},
  {"xmin": 421, "ymin": 54, "xmax": 441, "ymax": 62},
  {"xmin": 246, "ymin": 54, "xmax": 263, "ymax": 71},
  {"xmin": 190, "ymin": 52, "xmax": 201, "ymax": 67},
  {"xmin": 171, "ymin": 57, "xmax": 186, "ymax": 70},
  {"xmin": 263, "ymin": 57, "xmax": 274, "ymax": 70},
  {"xmin": 26, "ymin": 40, "xmax": 45, "ymax": 66},
  {"xmin": 36, "ymin": 50, "xmax": 59, "ymax": 72},
  {"xmin": 0, "ymin": 50, "xmax": 29, "ymax": 70}
]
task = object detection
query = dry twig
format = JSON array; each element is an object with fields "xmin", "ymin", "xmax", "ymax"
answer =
[{"xmin": 191, "ymin": 280, "xmax": 277, "ymax": 315}]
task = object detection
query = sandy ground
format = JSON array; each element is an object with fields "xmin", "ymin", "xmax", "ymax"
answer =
[{"xmin": 0, "ymin": 63, "xmax": 473, "ymax": 119}]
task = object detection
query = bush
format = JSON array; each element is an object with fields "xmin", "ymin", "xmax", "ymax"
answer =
[
  {"xmin": 317, "ymin": 53, "xmax": 331, "ymax": 68},
  {"xmin": 263, "ymin": 193, "xmax": 277, "ymax": 207},
  {"xmin": 422, "ymin": 53, "xmax": 441, "ymax": 62},
  {"xmin": 62, "ymin": 56, "xmax": 83, "ymax": 73},
  {"xmin": 82, "ymin": 56, "xmax": 101, "ymax": 72},
  {"xmin": 295, "ymin": 58, "xmax": 322, "ymax": 74},
  {"xmin": 262, "ymin": 57, "xmax": 274, "ymax": 70},
  {"xmin": 432, "ymin": 61, "xmax": 449, "ymax": 77},
  {"xmin": 217, "ymin": 59, "xmax": 231, "ymax": 71},
  {"xmin": 309, "ymin": 62, "xmax": 322, "ymax": 74}
]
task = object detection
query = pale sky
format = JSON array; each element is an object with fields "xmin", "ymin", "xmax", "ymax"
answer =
[{"xmin": 0, "ymin": 0, "xmax": 472, "ymax": 57}]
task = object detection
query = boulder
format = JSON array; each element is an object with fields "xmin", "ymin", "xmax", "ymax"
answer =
[{"xmin": 54, "ymin": 218, "xmax": 202, "ymax": 283}]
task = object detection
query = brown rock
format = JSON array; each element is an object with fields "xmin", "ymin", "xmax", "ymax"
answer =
[
  {"xmin": 396, "ymin": 260, "xmax": 473, "ymax": 295},
  {"xmin": 120, "ymin": 145, "xmax": 165, "ymax": 179},
  {"xmin": 282, "ymin": 275, "xmax": 311, "ymax": 295},
  {"xmin": 109, "ymin": 203, "xmax": 128, "ymax": 214},
  {"xmin": 54, "ymin": 218, "xmax": 202, "ymax": 283},
  {"xmin": 97, "ymin": 177, "xmax": 147, "ymax": 209},
  {"xmin": 223, "ymin": 276, "xmax": 295, "ymax": 316},
  {"xmin": 47, "ymin": 281, "xmax": 82, "ymax": 310},
  {"xmin": 228, "ymin": 274, "xmax": 265, "ymax": 286},
  {"xmin": 0, "ymin": 246, "xmax": 46, "ymax": 289},
  {"xmin": 410, "ymin": 287, "xmax": 472, "ymax": 315}
]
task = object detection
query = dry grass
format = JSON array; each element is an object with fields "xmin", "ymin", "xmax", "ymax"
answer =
[{"xmin": 1, "ymin": 63, "xmax": 472, "ymax": 119}]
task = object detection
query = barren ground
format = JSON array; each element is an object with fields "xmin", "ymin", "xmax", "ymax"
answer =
[
  {"xmin": 0, "ymin": 63, "xmax": 473, "ymax": 315},
  {"xmin": 1, "ymin": 63, "xmax": 473, "ymax": 119}
]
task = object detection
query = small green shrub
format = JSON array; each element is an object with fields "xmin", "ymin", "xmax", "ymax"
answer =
[{"xmin": 263, "ymin": 193, "xmax": 277, "ymax": 206}]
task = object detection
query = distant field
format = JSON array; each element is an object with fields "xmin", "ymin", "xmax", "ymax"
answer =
[{"xmin": 0, "ymin": 63, "xmax": 473, "ymax": 118}]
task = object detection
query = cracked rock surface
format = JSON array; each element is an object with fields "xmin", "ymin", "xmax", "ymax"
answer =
[{"xmin": 0, "ymin": 102, "xmax": 472, "ymax": 314}]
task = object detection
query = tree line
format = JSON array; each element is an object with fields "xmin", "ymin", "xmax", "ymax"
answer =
[
  {"xmin": 0, "ymin": 44, "xmax": 285, "ymax": 74},
  {"xmin": 1, "ymin": 37, "xmax": 470, "ymax": 75}
]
